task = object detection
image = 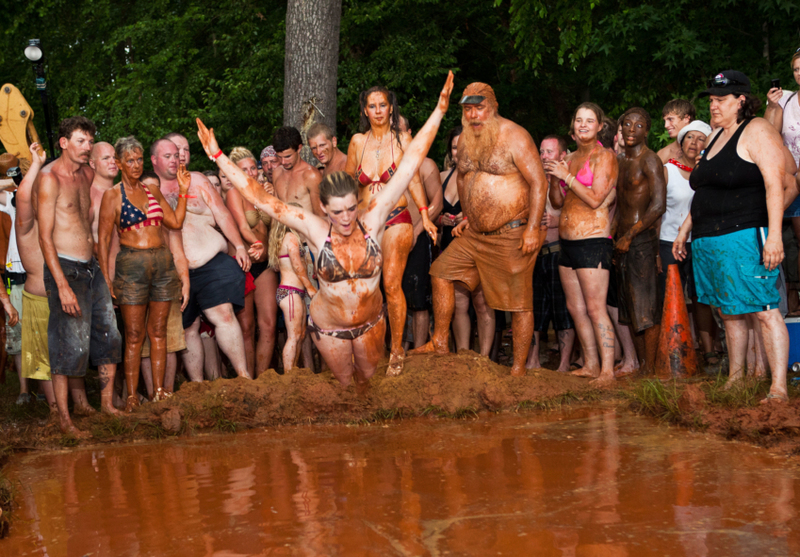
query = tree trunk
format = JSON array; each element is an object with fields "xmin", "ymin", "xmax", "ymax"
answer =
[{"xmin": 283, "ymin": 0, "xmax": 342, "ymax": 162}]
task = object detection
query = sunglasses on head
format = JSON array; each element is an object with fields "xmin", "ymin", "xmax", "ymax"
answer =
[{"xmin": 706, "ymin": 75, "xmax": 746, "ymax": 88}]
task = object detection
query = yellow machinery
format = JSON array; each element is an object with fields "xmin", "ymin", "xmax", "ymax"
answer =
[{"xmin": 0, "ymin": 84, "xmax": 40, "ymax": 174}]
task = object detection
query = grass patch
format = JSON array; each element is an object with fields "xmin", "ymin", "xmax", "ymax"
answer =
[
  {"xmin": 92, "ymin": 416, "xmax": 136, "ymax": 439},
  {"xmin": 627, "ymin": 379, "xmax": 682, "ymax": 422},
  {"xmin": 704, "ymin": 373, "xmax": 769, "ymax": 408}
]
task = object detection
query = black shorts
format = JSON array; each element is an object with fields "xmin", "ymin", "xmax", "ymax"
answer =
[
  {"xmin": 616, "ymin": 229, "xmax": 660, "ymax": 332},
  {"xmin": 559, "ymin": 237, "xmax": 613, "ymax": 270},
  {"xmin": 401, "ymin": 233, "xmax": 432, "ymax": 311},
  {"xmin": 533, "ymin": 247, "xmax": 573, "ymax": 331},
  {"xmin": 250, "ymin": 259, "xmax": 271, "ymax": 282},
  {"xmin": 44, "ymin": 257, "xmax": 122, "ymax": 376},
  {"xmin": 182, "ymin": 252, "xmax": 246, "ymax": 329}
]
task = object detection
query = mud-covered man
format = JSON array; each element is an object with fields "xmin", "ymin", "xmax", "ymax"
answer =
[
  {"xmin": 36, "ymin": 116, "xmax": 123, "ymax": 436},
  {"xmin": 615, "ymin": 108, "xmax": 667, "ymax": 375},
  {"xmin": 412, "ymin": 83, "xmax": 548, "ymax": 376},
  {"xmin": 308, "ymin": 122, "xmax": 348, "ymax": 176}
]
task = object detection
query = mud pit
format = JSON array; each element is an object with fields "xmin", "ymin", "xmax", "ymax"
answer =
[{"xmin": 154, "ymin": 352, "xmax": 596, "ymax": 432}]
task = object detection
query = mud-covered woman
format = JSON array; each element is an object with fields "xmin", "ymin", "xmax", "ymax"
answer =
[
  {"xmin": 98, "ymin": 136, "xmax": 189, "ymax": 409},
  {"xmin": 544, "ymin": 102, "xmax": 620, "ymax": 384},
  {"xmin": 343, "ymin": 86, "xmax": 439, "ymax": 376},
  {"xmin": 197, "ymin": 71, "xmax": 454, "ymax": 386}
]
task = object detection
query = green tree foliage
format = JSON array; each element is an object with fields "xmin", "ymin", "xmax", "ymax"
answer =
[{"xmin": 3, "ymin": 0, "xmax": 800, "ymax": 167}]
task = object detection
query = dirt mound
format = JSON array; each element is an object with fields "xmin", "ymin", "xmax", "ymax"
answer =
[
  {"xmin": 702, "ymin": 400, "xmax": 800, "ymax": 452},
  {"xmin": 154, "ymin": 351, "xmax": 595, "ymax": 430}
]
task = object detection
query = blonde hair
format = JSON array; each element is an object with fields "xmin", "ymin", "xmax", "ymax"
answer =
[
  {"xmin": 268, "ymin": 202, "xmax": 304, "ymax": 269},
  {"xmin": 229, "ymin": 146, "xmax": 256, "ymax": 165}
]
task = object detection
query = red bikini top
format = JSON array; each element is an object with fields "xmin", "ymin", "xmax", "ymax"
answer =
[{"xmin": 355, "ymin": 131, "xmax": 396, "ymax": 193}]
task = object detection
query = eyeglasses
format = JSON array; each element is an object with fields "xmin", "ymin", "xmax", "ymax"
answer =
[{"xmin": 707, "ymin": 75, "xmax": 746, "ymax": 88}]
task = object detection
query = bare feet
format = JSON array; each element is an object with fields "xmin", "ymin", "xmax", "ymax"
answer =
[
  {"xmin": 386, "ymin": 350, "xmax": 405, "ymax": 377},
  {"xmin": 590, "ymin": 372, "xmax": 616, "ymax": 386},
  {"xmin": 73, "ymin": 403, "xmax": 97, "ymax": 416},
  {"xmin": 760, "ymin": 392, "xmax": 789, "ymax": 405},
  {"xmin": 123, "ymin": 395, "xmax": 139, "ymax": 414},
  {"xmin": 409, "ymin": 337, "xmax": 448, "ymax": 355},
  {"xmin": 570, "ymin": 367, "xmax": 599, "ymax": 379},
  {"xmin": 510, "ymin": 365, "xmax": 527, "ymax": 377},
  {"xmin": 614, "ymin": 359, "xmax": 640, "ymax": 378},
  {"xmin": 59, "ymin": 418, "xmax": 90, "ymax": 439},
  {"xmin": 722, "ymin": 376, "xmax": 744, "ymax": 392}
]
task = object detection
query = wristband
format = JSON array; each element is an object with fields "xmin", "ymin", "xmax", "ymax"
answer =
[
  {"xmin": 210, "ymin": 149, "xmax": 223, "ymax": 161},
  {"xmin": 251, "ymin": 241, "xmax": 263, "ymax": 246},
  {"xmin": 179, "ymin": 194, "xmax": 196, "ymax": 199},
  {"xmin": 419, "ymin": 206, "xmax": 428, "ymax": 211},
  {"xmin": 567, "ymin": 175, "xmax": 576, "ymax": 189}
]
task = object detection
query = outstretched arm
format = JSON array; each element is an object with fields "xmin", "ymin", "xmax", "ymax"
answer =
[
  {"xmin": 367, "ymin": 71, "xmax": 454, "ymax": 227},
  {"xmin": 16, "ymin": 142, "xmax": 46, "ymax": 235},
  {"xmin": 196, "ymin": 119, "xmax": 327, "ymax": 247}
]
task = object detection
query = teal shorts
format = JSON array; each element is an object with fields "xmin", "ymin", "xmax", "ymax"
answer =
[{"xmin": 692, "ymin": 227, "xmax": 780, "ymax": 316}]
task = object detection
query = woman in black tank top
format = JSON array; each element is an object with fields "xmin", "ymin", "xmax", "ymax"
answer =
[{"xmin": 672, "ymin": 70, "xmax": 790, "ymax": 404}]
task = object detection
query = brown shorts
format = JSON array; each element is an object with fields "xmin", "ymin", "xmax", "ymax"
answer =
[
  {"xmin": 113, "ymin": 245, "xmax": 181, "ymax": 306},
  {"xmin": 141, "ymin": 299, "xmax": 187, "ymax": 357},
  {"xmin": 616, "ymin": 228, "xmax": 660, "ymax": 333},
  {"xmin": 430, "ymin": 224, "xmax": 535, "ymax": 312}
]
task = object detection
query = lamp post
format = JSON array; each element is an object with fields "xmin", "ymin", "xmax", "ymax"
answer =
[{"xmin": 24, "ymin": 39, "xmax": 55, "ymax": 157}]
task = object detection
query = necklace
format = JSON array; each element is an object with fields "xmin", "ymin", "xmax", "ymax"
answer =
[
  {"xmin": 373, "ymin": 132, "xmax": 388, "ymax": 161},
  {"xmin": 668, "ymin": 159, "xmax": 693, "ymax": 173}
]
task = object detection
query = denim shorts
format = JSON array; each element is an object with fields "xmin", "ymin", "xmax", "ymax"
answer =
[
  {"xmin": 692, "ymin": 227, "xmax": 780, "ymax": 315},
  {"xmin": 44, "ymin": 257, "xmax": 122, "ymax": 376}
]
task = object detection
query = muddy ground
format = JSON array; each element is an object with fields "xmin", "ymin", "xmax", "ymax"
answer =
[
  {"xmin": 1, "ymin": 349, "xmax": 799, "ymax": 458},
  {"xmin": 0, "ymin": 351, "xmax": 600, "ymax": 454}
]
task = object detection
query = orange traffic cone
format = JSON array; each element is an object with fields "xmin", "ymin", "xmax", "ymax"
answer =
[{"xmin": 655, "ymin": 264, "xmax": 698, "ymax": 378}]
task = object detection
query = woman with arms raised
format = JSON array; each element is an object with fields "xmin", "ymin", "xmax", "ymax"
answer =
[{"xmin": 196, "ymin": 72, "xmax": 454, "ymax": 386}]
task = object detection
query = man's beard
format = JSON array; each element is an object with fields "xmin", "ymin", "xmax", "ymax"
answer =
[{"xmin": 461, "ymin": 114, "xmax": 500, "ymax": 168}]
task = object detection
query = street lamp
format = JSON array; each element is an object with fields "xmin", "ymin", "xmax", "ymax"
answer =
[{"xmin": 24, "ymin": 39, "xmax": 54, "ymax": 157}]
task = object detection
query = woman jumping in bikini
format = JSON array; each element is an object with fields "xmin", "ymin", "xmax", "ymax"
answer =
[{"xmin": 197, "ymin": 72, "xmax": 454, "ymax": 387}]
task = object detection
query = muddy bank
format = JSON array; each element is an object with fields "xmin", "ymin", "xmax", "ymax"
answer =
[
  {"xmin": 0, "ymin": 352, "xmax": 598, "ymax": 451},
  {"xmin": 628, "ymin": 379, "xmax": 800, "ymax": 456}
]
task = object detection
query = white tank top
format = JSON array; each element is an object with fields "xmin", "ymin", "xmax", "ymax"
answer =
[{"xmin": 660, "ymin": 162, "xmax": 695, "ymax": 243}]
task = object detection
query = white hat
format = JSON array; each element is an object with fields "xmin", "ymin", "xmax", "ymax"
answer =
[{"xmin": 678, "ymin": 120, "xmax": 712, "ymax": 145}]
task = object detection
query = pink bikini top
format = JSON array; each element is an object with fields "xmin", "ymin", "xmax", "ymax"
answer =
[{"xmin": 560, "ymin": 144, "xmax": 598, "ymax": 192}]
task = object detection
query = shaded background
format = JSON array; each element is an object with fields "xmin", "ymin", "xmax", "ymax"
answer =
[{"xmin": 2, "ymin": 0, "xmax": 800, "ymax": 168}]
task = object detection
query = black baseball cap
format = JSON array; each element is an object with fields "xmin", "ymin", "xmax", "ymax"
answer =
[{"xmin": 699, "ymin": 70, "xmax": 751, "ymax": 97}]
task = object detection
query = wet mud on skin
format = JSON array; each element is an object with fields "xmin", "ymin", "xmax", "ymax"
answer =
[{"xmin": 5, "ymin": 408, "xmax": 800, "ymax": 556}]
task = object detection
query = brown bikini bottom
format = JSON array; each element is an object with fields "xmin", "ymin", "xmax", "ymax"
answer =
[{"xmin": 308, "ymin": 306, "xmax": 385, "ymax": 341}]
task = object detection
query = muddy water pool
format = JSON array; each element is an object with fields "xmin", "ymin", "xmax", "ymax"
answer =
[{"xmin": 3, "ymin": 406, "xmax": 799, "ymax": 556}]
